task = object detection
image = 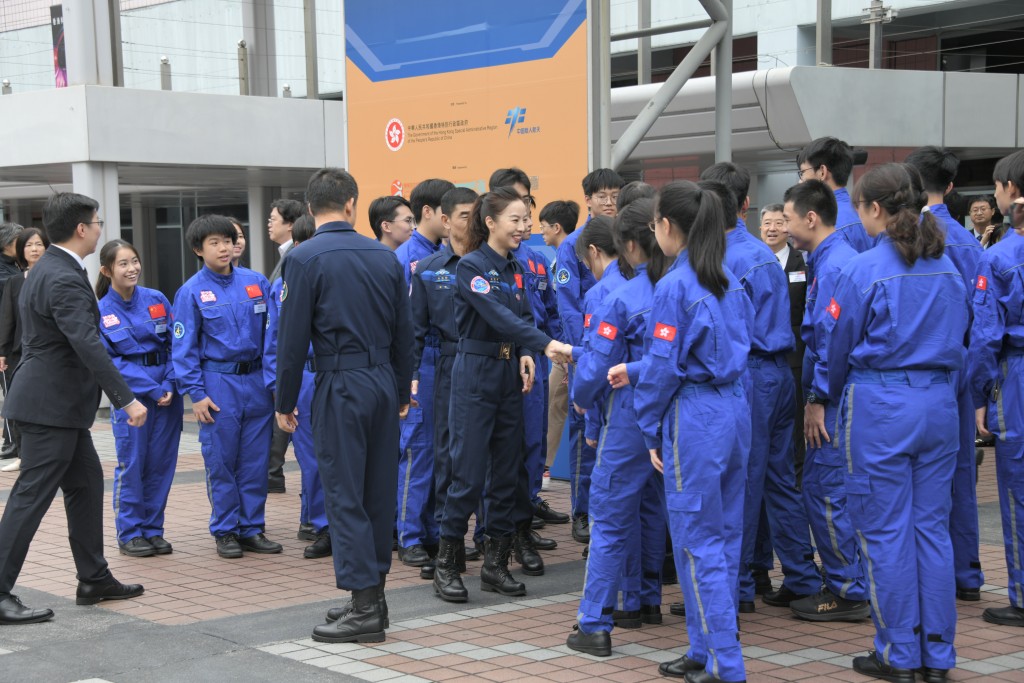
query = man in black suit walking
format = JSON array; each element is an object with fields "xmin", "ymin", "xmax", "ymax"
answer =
[{"xmin": 0, "ymin": 193, "xmax": 149, "ymax": 625}]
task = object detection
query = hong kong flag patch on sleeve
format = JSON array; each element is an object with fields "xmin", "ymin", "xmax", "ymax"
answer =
[
  {"xmin": 976, "ymin": 275, "xmax": 988, "ymax": 291},
  {"xmin": 654, "ymin": 322, "xmax": 676, "ymax": 341},
  {"xmin": 597, "ymin": 322, "xmax": 617, "ymax": 340},
  {"xmin": 584, "ymin": 314, "xmax": 592, "ymax": 328},
  {"xmin": 827, "ymin": 298, "xmax": 841, "ymax": 320}
]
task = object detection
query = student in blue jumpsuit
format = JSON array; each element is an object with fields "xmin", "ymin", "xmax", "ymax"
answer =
[
  {"xmin": 97, "ymin": 240, "xmax": 183, "ymax": 558},
  {"xmin": 636, "ymin": 181, "xmax": 753, "ymax": 683},
  {"xmin": 171, "ymin": 215, "xmax": 280, "ymax": 559},
  {"xmin": 971, "ymin": 149, "xmax": 1024, "ymax": 630},
  {"xmin": 830, "ymin": 164, "xmax": 968, "ymax": 683},
  {"xmin": 797, "ymin": 137, "xmax": 872, "ymax": 253},
  {"xmin": 566, "ymin": 199, "xmax": 668, "ymax": 657},
  {"xmin": 779, "ymin": 181, "xmax": 869, "ymax": 622},
  {"xmin": 393, "ymin": 179, "xmax": 455, "ymax": 568},
  {"xmin": 556, "ymin": 168, "xmax": 624, "ymax": 543},
  {"xmin": 434, "ymin": 188, "xmax": 572, "ymax": 602},
  {"xmin": 905, "ymin": 147, "xmax": 986, "ymax": 602},
  {"xmin": 275, "ymin": 169, "xmax": 413, "ymax": 644},
  {"xmin": 698, "ymin": 166, "xmax": 819, "ymax": 611}
]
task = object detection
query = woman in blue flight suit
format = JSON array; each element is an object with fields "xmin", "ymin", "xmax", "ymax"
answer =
[
  {"xmin": 971, "ymin": 149, "xmax": 1024, "ymax": 630},
  {"xmin": 636, "ymin": 182, "xmax": 753, "ymax": 683},
  {"xmin": 433, "ymin": 188, "xmax": 572, "ymax": 602},
  {"xmin": 96, "ymin": 239, "xmax": 184, "ymax": 557},
  {"xmin": 566, "ymin": 199, "xmax": 668, "ymax": 657},
  {"xmin": 829, "ymin": 164, "xmax": 968, "ymax": 683}
]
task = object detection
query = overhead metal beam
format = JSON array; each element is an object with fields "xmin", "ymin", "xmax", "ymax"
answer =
[
  {"xmin": 612, "ymin": 19, "xmax": 713, "ymax": 42},
  {"xmin": 714, "ymin": 0, "xmax": 732, "ymax": 162}
]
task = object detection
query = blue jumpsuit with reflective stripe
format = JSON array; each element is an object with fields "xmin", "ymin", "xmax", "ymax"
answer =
[
  {"xmin": 835, "ymin": 188, "xmax": 874, "ymax": 253},
  {"xmin": 264, "ymin": 277, "xmax": 326, "ymax": 533},
  {"xmin": 968, "ymin": 233, "xmax": 1024, "ymax": 613},
  {"xmin": 395, "ymin": 230, "xmax": 441, "ymax": 549},
  {"xmin": 99, "ymin": 286, "xmax": 184, "ymax": 545},
  {"xmin": 556, "ymin": 225, "xmax": 597, "ymax": 518},
  {"xmin": 829, "ymin": 236, "xmax": 968, "ymax": 670},
  {"xmin": 728, "ymin": 222, "xmax": 818, "ymax": 603},
  {"xmin": 573, "ymin": 265, "xmax": 665, "ymax": 633},
  {"xmin": 636, "ymin": 253, "xmax": 752, "ymax": 683},
  {"xmin": 929, "ymin": 203, "xmax": 985, "ymax": 593},
  {"xmin": 800, "ymin": 231, "xmax": 866, "ymax": 601},
  {"xmin": 171, "ymin": 265, "xmax": 274, "ymax": 539}
]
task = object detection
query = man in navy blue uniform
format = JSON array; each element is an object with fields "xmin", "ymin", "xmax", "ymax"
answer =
[
  {"xmin": 275, "ymin": 168, "xmax": 413, "ymax": 644},
  {"xmin": 797, "ymin": 137, "xmax": 872, "ymax": 254}
]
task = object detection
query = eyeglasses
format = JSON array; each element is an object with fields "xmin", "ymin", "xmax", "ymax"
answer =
[
  {"xmin": 592, "ymin": 193, "xmax": 619, "ymax": 205},
  {"xmin": 797, "ymin": 166, "xmax": 819, "ymax": 181},
  {"xmin": 386, "ymin": 217, "xmax": 416, "ymax": 227},
  {"xmin": 88, "ymin": 219, "xmax": 105, "ymax": 228}
]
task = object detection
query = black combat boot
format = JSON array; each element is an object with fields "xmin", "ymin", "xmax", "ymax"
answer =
[
  {"xmin": 480, "ymin": 535, "xmax": 526, "ymax": 596},
  {"xmin": 325, "ymin": 574, "xmax": 389, "ymax": 628},
  {"xmin": 514, "ymin": 524, "xmax": 545, "ymax": 576},
  {"xmin": 313, "ymin": 586, "xmax": 385, "ymax": 643},
  {"xmin": 433, "ymin": 538, "xmax": 468, "ymax": 602}
]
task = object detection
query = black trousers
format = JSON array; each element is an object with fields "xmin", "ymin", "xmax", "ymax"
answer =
[
  {"xmin": 267, "ymin": 422, "xmax": 290, "ymax": 489},
  {"xmin": 1, "ymin": 363, "xmax": 19, "ymax": 450},
  {"xmin": 0, "ymin": 421, "xmax": 111, "ymax": 595}
]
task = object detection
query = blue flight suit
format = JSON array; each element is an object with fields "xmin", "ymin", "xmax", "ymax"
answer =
[
  {"xmin": 264, "ymin": 277, "xmax": 327, "ymax": 534},
  {"xmin": 636, "ymin": 253, "xmax": 753, "ymax": 683},
  {"xmin": 172, "ymin": 265, "xmax": 273, "ymax": 539},
  {"xmin": 394, "ymin": 230, "xmax": 441, "ymax": 550},
  {"xmin": 728, "ymin": 221, "xmax": 819, "ymax": 604},
  {"xmin": 573, "ymin": 265, "xmax": 666, "ymax": 633},
  {"xmin": 555, "ymin": 225, "xmax": 597, "ymax": 518},
  {"xmin": 99, "ymin": 285, "xmax": 184, "ymax": 545},
  {"xmin": 928, "ymin": 204, "xmax": 985, "ymax": 594},
  {"xmin": 968, "ymin": 233, "xmax": 1024, "ymax": 613},
  {"xmin": 441, "ymin": 243, "xmax": 552, "ymax": 541},
  {"xmin": 275, "ymin": 221, "xmax": 413, "ymax": 591},
  {"xmin": 828, "ymin": 236, "xmax": 968, "ymax": 671},
  {"xmin": 800, "ymin": 231, "xmax": 866, "ymax": 601},
  {"xmin": 835, "ymin": 188, "xmax": 874, "ymax": 253}
]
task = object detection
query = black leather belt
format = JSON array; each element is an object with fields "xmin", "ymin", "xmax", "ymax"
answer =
[
  {"xmin": 312, "ymin": 346, "xmax": 390, "ymax": 371},
  {"xmin": 201, "ymin": 358, "xmax": 262, "ymax": 375},
  {"xmin": 458, "ymin": 339, "xmax": 515, "ymax": 359},
  {"xmin": 122, "ymin": 351, "xmax": 167, "ymax": 367}
]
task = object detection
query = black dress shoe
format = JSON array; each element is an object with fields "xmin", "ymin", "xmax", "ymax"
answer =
[
  {"xmin": 851, "ymin": 651, "xmax": 915, "ymax": 683},
  {"xmin": 304, "ymin": 529, "xmax": 332, "ymax": 559},
  {"xmin": 420, "ymin": 564, "xmax": 435, "ymax": 580},
  {"xmin": 641, "ymin": 604, "xmax": 663, "ymax": 624},
  {"xmin": 566, "ymin": 626, "xmax": 611, "ymax": 656},
  {"xmin": 752, "ymin": 569, "xmax": 773, "ymax": 595},
  {"xmin": 956, "ymin": 587, "xmax": 981, "ymax": 601},
  {"xmin": 612, "ymin": 609, "xmax": 641, "ymax": 628},
  {"xmin": 917, "ymin": 667, "xmax": 948, "ymax": 683},
  {"xmin": 145, "ymin": 536, "xmax": 173, "ymax": 555},
  {"xmin": 0, "ymin": 443, "xmax": 17, "ymax": 460},
  {"xmin": 216, "ymin": 533, "xmax": 243, "ymax": 558},
  {"xmin": 571, "ymin": 514, "xmax": 590, "ymax": 543},
  {"xmin": 529, "ymin": 529, "xmax": 557, "ymax": 551},
  {"xmin": 0, "ymin": 594, "xmax": 53, "ymax": 624},
  {"xmin": 658, "ymin": 654, "xmax": 705, "ymax": 678},
  {"xmin": 119, "ymin": 537, "xmax": 156, "ymax": 557},
  {"xmin": 669, "ymin": 602, "xmax": 685, "ymax": 617},
  {"xmin": 662, "ymin": 554, "xmax": 677, "ymax": 585},
  {"xmin": 983, "ymin": 605, "xmax": 1024, "ymax": 626},
  {"xmin": 514, "ymin": 526, "xmax": 545, "ymax": 576},
  {"xmin": 738, "ymin": 601, "xmax": 755, "ymax": 613},
  {"xmin": 239, "ymin": 533, "xmax": 282, "ymax": 554},
  {"xmin": 76, "ymin": 578, "xmax": 144, "ymax": 605},
  {"xmin": 683, "ymin": 672, "xmax": 745, "ymax": 683},
  {"xmin": 762, "ymin": 585, "xmax": 808, "ymax": 607},
  {"xmin": 297, "ymin": 523, "xmax": 316, "ymax": 542},
  {"xmin": 534, "ymin": 498, "xmax": 569, "ymax": 524},
  {"xmin": 398, "ymin": 544, "xmax": 432, "ymax": 567},
  {"xmin": 531, "ymin": 516, "xmax": 546, "ymax": 529},
  {"xmin": 267, "ymin": 483, "xmax": 286, "ymax": 494}
]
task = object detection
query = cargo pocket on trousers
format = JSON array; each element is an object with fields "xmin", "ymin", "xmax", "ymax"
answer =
[{"xmin": 843, "ymin": 474, "xmax": 877, "ymax": 532}]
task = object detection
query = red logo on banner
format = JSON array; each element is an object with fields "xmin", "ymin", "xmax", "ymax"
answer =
[
  {"xmin": 385, "ymin": 118, "xmax": 405, "ymax": 152},
  {"xmin": 391, "ymin": 179, "xmax": 404, "ymax": 196},
  {"xmin": 977, "ymin": 275, "xmax": 988, "ymax": 291},
  {"xmin": 827, "ymin": 298, "xmax": 841, "ymax": 320},
  {"xmin": 597, "ymin": 322, "xmax": 617, "ymax": 340},
  {"xmin": 654, "ymin": 323, "xmax": 676, "ymax": 342}
]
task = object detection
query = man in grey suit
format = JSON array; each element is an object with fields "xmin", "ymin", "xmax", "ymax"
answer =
[{"xmin": 0, "ymin": 193, "xmax": 148, "ymax": 624}]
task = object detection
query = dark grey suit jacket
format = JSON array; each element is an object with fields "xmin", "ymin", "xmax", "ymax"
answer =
[{"xmin": 3, "ymin": 246, "xmax": 134, "ymax": 429}]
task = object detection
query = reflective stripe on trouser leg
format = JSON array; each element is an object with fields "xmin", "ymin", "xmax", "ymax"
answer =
[{"xmin": 995, "ymin": 439, "xmax": 1024, "ymax": 608}]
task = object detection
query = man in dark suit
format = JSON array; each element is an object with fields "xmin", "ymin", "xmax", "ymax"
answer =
[{"xmin": 0, "ymin": 193, "xmax": 148, "ymax": 625}]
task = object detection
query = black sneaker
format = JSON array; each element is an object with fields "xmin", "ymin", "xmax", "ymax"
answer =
[
  {"xmin": 297, "ymin": 522, "xmax": 316, "ymax": 541},
  {"xmin": 119, "ymin": 537, "xmax": 156, "ymax": 558},
  {"xmin": 304, "ymin": 529, "xmax": 332, "ymax": 559},
  {"xmin": 533, "ymin": 498, "xmax": 569, "ymax": 524},
  {"xmin": 239, "ymin": 533, "xmax": 282, "ymax": 554},
  {"xmin": 669, "ymin": 602, "xmax": 685, "ymax": 617},
  {"xmin": 398, "ymin": 544, "xmax": 431, "ymax": 567},
  {"xmin": 790, "ymin": 589, "xmax": 870, "ymax": 622},
  {"xmin": 852, "ymin": 651, "xmax": 914, "ymax": 683},
  {"xmin": 566, "ymin": 625, "xmax": 611, "ymax": 657},
  {"xmin": 762, "ymin": 584, "xmax": 809, "ymax": 607},
  {"xmin": 216, "ymin": 533, "xmax": 243, "ymax": 559},
  {"xmin": 145, "ymin": 536, "xmax": 173, "ymax": 555},
  {"xmin": 571, "ymin": 514, "xmax": 590, "ymax": 543}
]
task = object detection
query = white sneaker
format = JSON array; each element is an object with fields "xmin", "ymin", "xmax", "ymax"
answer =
[
  {"xmin": 1, "ymin": 458, "xmax": 20, "ymax": 472},
  {"xmin": 541, "ymin": 470, "xmax": 550, "ymax": 490}
]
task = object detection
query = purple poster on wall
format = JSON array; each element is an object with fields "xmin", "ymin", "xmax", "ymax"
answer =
[{"xmin": 51, "ymin": 5, "xmax": 67, "ymax": 88}]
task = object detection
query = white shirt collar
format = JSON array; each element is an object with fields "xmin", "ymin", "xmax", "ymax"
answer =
[
  {"xmin": 774, "ymin": 243, "xmax": 790, "ymax": 267},
  {"xmin": 278, "ymin": 239, "xmax": 293, "ymax": 257},
  {"xmin": 53, "ymin": 244, "xmax": 86, "ymax": 270}
]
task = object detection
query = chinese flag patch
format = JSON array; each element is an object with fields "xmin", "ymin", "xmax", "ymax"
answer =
[
  {"xmin": 148, "ymin": 303, "xmax": 166, "ymax": 319},
  {"xmin": 538, "ymin": 263, "xmax": 547, "ymax": 276},
  {"xmin": 527, "ymin": 260, "xmax": 537, "ymax": 273},
  {"xmin": 654, "ymin": 323, "xmax": 676, "ymax": 342},
  {"xmin": 514, "ymin": 274, "xmax": 523, "ymax": 289},
  {"xmin": 597, "ymin": 322, "xmax": 618, "ymax": 340},
  {"xmin": 584, "ymin": 314, "xmax": 592, "ymax": 328},
  {"xmin": 245, "ymin": 284, "xmax": 263, "ymax": 299},
  {"xmin": 827, "ymin": 298, "xmax": 841, "ymax": 320},
  {"xmin": 976, "ymin": 275, "xmax": 988, "ymax": 291}
]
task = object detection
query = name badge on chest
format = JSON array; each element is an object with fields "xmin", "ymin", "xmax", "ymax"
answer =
[
  {"xmin": 154, "ymin": 323, "xmax": 168, "ymax": 333},
  {"xmin": 253, "ymin": 302, "xmax": 267, "ymax": 314},
  {"xmin": 789, "ymin": 271, "xmax": 807, "ymax": 284}
]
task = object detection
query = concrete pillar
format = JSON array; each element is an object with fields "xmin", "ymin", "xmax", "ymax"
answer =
[
  {"xmin": 247, "ymin": 186, "xmax": 279, "ymax": 277},
  {"xmin": 240, "ymin": 0, "xmax": 278, "ymax": 97},
  {"xmin": 64, "ymin": 0, "xmax": 117, "ymax": 86},
  {"xmin": 129, "ymin": 194, "xmax": 159, "ymax": 289},
  {"xmin": 72, "ymin": 161, "xmax": 121, "ymax": 281}
]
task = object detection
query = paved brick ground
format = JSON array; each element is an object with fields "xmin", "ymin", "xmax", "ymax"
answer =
[{"xmin": 0, "ymin": 423, "xmax": 1021, "ymax": 682}]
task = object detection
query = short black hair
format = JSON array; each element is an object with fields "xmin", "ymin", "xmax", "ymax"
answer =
[
  {"xmin": 969, "ymin": 195, "xmax": 996, "ymax": 211},
  {"xmin": 994, "ymin": 150, "xmax": 1024, "ymax": 191},
  {"xmin": 186, "ymin": 214, "xmax": 237, "ymax": 255},
  {"xmin": 15, "ymin": 227, "xmax": 49, "ymax": 269},
  {"xmin": 783, "ymin": 180, "xmax": 838, "ymax": 227},
  {"xmin": 695, "ymin": 179, "xmax": 738, "ymax": 230},
  {"xmin": 270, "ymin": 198, "xmax": 305, "ymax": 225},
  {"xmin": 441, "ymin": 187, "xmax": 479, "ymax": 217},
  {"xmin": 291, "ymin": 214, "xmax": 315, "ymax": 244},
  {"xmin": 699, "ymin": 162, "xmax": 750, "ymax": 213},
  {"xmin": 797, "ymin": 137, "xmax": 855, "ymax": 187},
  {"xmin": 410, "ymin": 178, "xmax": 456, "ymax": 222},
  {"xmin": 539, "ymin": 200, "xmax": 580, "ymax": 235},
  {"xmin": 617, "ymin": 181, "xmax": 656, "ymax": 211},
  {"xmin": 367, "ymin": 196, "xmax": 411, "ymax": 240},
  {"xmin": 488, "ymin": 168, "xmax": 531, "ymax": 193},
  {"xmin": 43, "ymin": 192, "xmax": 100, "ymax": 244},
  {"xmin": 306, "ymin": 168, "xmax": 359, "ymax": 217},
  {"xmin": 582, "ymin": 168, "xmax": 624, "ymax": 196},
  {"xmin": 904, "ymin": 146, "xmax": 958, "ymax": 196}
]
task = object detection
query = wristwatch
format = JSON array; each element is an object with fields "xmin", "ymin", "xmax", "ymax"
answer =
[{"xmin": 806, "ymin": 391, "xmax": 827, "ymax": 405}]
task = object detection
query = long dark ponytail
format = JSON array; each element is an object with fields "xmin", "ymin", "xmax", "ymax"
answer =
[
  {"xmin": 613, "ymin": 198, "xmax": 669, "ymax": 285},
  {"xmin": 466, "ymin": 187, "xmax": 523, "ymax": 252},
  {"xmin": 852, "ymin": 163, "xmax": 944, "ymax": 265},
  {"xmin": 95, "ymin": 239, "xmax": 141, "ymax": 299},
  {"xmin": 574, "ymin": 215, "xmax": 617, "ymax": 272},
  {"xmin": 656, "ymin": 181, "xmax": 728, "ymax": 297}
]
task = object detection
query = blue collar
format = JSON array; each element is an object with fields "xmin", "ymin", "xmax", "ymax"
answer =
[{"xmin": 316, "ymin": 221, "xmax": 357, "ymax": 234}]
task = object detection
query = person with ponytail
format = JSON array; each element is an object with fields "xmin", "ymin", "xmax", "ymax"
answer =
[
  {"xmin": 828, "ymin": 163, "xmax": 969, "ymax": 683},
  {"xmin": 565, "ymin": 198, "xmax": 669, "ymax": 657},
  {"xmin": 635, "ymin": 181, "xmax": 753, "ymax": 683},
  {"xmin": 96, "ymin": 240, "xmax": 183, "ymax": 557},
  {"xmin": 433, "ymin": 188, "xmax": 572, "ymax": 603}
]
